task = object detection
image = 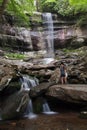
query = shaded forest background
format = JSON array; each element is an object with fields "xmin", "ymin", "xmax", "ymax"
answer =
[{"xmin": 0, "ymin": 0, "xmax": 87, "ymax": 26}]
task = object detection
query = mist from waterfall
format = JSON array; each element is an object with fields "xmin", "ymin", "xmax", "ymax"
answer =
[{"xmin": 42, "ymin": 13, "xmax": 54, "ymax": 58}]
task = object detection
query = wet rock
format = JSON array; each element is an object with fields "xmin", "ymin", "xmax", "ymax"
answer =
[{"xmin": 1, "ymin": 91, "xmax": 29, "ymax": 120}]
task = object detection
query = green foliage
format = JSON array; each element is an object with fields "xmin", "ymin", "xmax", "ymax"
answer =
[
  {"xmin": 62, "ymin": 47, "xmax": 87, "ymax": 56},
  {"xmin": 43, "ymin": 0, "xmax": 87, "ymax": 17},
  {"xmin": 42, "ymin": 0, "xmax": 75, "ymax": 16},
  {"xmin": 0, "ymin": 0, "xmax": 3, "ymax": 4},
  {"xmin": 69, "ymin": 0, "xmax": 87, "ymax": 14},
  {"xmin": 7, "ymin": 0, "xmax": 35, "ymax": 22},
  {"xmin": 0, "ymin": 0, "xmax": 35, "ymax": 24},
  {"xmin": 5, "ymin": 53, "xmax": 25, "ymax": 59},
  {"xmin": 54, "ymin": 0, "xmax": 75, "ymax": 16},
  {"xmin": 41, "ymin": 0, "xmax": 55, "ymax": 13},
  {"xmin": 69, "ymin": 0, "xmax": 87, "ymax": 6},
  {"xmin": 76, "ymin": 15, "xmax": 87, "ymax": 26},
  {"xmin": 45, "ymin": 0, "xmax": 56, "ymax": 2}
]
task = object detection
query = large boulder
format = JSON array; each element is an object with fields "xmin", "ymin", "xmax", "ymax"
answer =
[
  {"xmin": 46, "ymin": 84, "xmax": 87, "ymax": 105},
  {"xmin": 0, "ymin": 91, "xmax": 29, "ymax": 120},
  {"xmin": 29, "ymin": 82, "xmax": 56, "ymax": 98}
]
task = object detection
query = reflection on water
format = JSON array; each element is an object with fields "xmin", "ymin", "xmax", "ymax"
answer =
[{"xmin": 0, "ymin": 112, "xmax": 87, "ymax": 130}]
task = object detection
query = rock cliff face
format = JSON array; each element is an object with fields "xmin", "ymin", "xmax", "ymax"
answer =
[
  {"xmin": 0, "ymin": 13, "xmax": 87, "ymax": 52},
  {"xmin": 45, "ymin": 14, "xmax": 87, "ymax": 49}
]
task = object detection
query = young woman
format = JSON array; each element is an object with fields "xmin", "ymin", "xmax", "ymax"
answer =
[{"xmin": 60, "ymin": 63, "xmax": 67, "ymax": 84}]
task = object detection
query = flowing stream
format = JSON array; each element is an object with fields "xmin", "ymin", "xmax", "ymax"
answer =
[
  {"xmin": 0, "ymin": 77, "xmax": 87, "ymax": 130},
  {"xmin": 20, "ymin": 75, "xmax": 55, "ymax": 119}
]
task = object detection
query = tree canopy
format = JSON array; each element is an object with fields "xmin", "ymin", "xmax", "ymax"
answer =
[
  {"xmin": 0, "ymin": 0, "xmax": 87, "ymax": 25},
  {"xmin": 69, "ymin": 0, "xmax": 87, "ymax": 12},
  {"xmin": 69, "ymin": 0, "xmax": 87, "ymax": 6},
  {"xmin": 44, "ymin": 0, "xmax": 87, "ymax": 16}
]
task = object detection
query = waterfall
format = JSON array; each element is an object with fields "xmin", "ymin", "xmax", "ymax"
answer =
[
  {"xmin": 42, "ymin": 13, "xmax": 54, "ymax": 59},
  {"xmin": 24, "ymin": 99, "xmax": 37, "ymax": 119},
  {"xmin": 19, "ymin": 75, "xmax": 57, "ymax": 118},
  {"xmin": 43, "ymin": 101, "xmax": 51, "ymax": 112},
  {"xmin": 20, "ymin": 75, "xmax": 39, "ymax": 91},
  {"xmin": 43, "ymin": 100, "xmax": 57, "ymax": 115},
  {"xmin": 20, "ymin": 75, "xmax": 39, "ymax": 119}
]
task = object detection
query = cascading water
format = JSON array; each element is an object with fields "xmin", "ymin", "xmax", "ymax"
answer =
[
  {"xmin": 43, "ymin": 101, "xmax": 51, "ymax": 112},
  {"xmin": 42, "ymin": 13, "xmax": 54, "ymax": 64},
  {"xmin": 43, "ymin": 100, "xmax": 57, "ymax": 115},
  {"xmin": 20, "ymin": 75, "xmax": 39, "ymax": 91},
  {"xmin": 19, "ymin": 75, "xmax": 57, "ymax": 118},
  {"xmin": 24, "ymin": 99, "xmax": 37, "ymax": 119},
  {"xmin": 20, "ymin": 75, "xmax": 39, "ymax": 119}
]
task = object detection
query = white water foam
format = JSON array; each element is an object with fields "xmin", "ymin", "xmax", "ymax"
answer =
[{"xmin": 42, "ymin": 101, "xmax": 58, "ymax": 115}]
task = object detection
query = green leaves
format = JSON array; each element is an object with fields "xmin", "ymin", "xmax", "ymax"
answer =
[
  {"xmin": 69, "ymin": 0, "xmax": 87, "ymax": 5},
  {"xmin": 7, "ymin": 0, "xmax": 35, "ymax": 20},
  {"xmin": 0, "ymin": 0, "xmax": 35, "ymax": 24},
  {"xmin": 42, "ymin": 0, "xmax": 87, "ymax": 17},
  {"xmin": 45, "ymin": 0, "xmax": 56, "ymax": 3},
  {"xmin": 69, "ymin": 0, "xmax": 87, "ymax": 14},
  {"xmin": 54, "ymin": 0, "xmax": 75, "ymax": 16}
]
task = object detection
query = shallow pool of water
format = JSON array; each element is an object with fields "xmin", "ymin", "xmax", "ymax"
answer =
[{"xmin": 0, "ymin": 112, "xmax": 87, "ymax": 130}]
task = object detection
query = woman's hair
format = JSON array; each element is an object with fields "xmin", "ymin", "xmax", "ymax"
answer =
[{"xmin": 60, "ymin": 62, "xmax": 64, "ymax": 65}]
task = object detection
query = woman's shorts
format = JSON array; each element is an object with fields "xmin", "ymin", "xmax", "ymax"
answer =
[{"xmin": 61, "ymin": 74, "xmax": 65, "ymax": 77}]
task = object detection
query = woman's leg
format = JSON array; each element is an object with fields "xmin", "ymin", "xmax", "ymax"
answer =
[
  {"xmin": 64, "ymin": 76, "xmax": 67, "ymax": 84},
  {"xmin": 61, "ymin": 77, "xmax": 64, "ymax": 84}
]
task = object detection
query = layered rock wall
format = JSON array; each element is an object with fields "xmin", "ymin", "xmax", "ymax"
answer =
[{"xmin": 0, "ymin": 13, "xmax": 87, "ymax": 52}]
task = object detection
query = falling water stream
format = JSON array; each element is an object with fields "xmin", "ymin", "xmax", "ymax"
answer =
[
  {"xmin": 20, "ymin": 75, "xmax": 55, "ymax": 119},
  {"xmin": 24, "ymin": 99, "xmax": 37, "ymax": 119},
  {"xmin": 20, "ymin": 75, "xmax": 39, "ymax": 119},
  {"xmin": 43, "ymin": 100, "xmax": 57, "ymax": 115},
  {"xmin": 42, "ymin": 13, "xmax": 54, "ymax": 64}
]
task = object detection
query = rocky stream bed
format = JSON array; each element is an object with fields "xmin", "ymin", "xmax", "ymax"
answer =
[{"xmin": 0, "ymin": 46, "xmax": 87, "ymax": 120}]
